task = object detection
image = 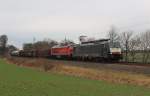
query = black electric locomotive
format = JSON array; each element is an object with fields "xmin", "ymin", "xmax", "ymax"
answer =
[{"xmin": 73, "ymin": 39, "xmax": 122, "ymax": 61}]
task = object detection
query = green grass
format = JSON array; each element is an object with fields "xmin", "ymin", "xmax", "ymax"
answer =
[
  {"xmin": 122, "ymin": 52, "xmax": 150, "ymax": 63},
  {"xmin": 0, "ymin": 59, "xmax": 150, "ymax": 96}
]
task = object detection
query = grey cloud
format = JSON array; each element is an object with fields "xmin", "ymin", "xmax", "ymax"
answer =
[{"xmin": 0, "ymin": 0, "xmax": 150, "ymax": 48}]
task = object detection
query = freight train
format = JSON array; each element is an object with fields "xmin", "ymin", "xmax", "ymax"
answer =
[{"xmin": 10, "ymin": 39, "xmax": 122, "ymax": 61}]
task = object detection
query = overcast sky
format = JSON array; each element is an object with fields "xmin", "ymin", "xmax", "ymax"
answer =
[{"xmin": 0, "ymin": 0, "xmax": 150, "ymax": 48}]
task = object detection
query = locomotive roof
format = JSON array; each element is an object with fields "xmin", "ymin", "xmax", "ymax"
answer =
[
  {"xmin": 52, "ymin": 45, "xmax": 73, "ymax": 48},
  {"xmin": 73, "ymin": 39, "xmax": 110, "ymax": 47},
  {"xmin": 81, "ymin": 39, "xmax": 110, "ymax": 44}
]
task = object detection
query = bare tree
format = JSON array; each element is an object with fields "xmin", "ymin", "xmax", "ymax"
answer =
[
  {"xmin": 60, "ymin": 38, "xmax": 75, "ymax": 46},
  {"xmin": 120, "ymin": 31, "xmax": 133, "ymax": 62},
  {"xmin": 23, "ymin": 38, "xmax": 58, "ymax": 51},
  {"xmin": 107, "ymin": 26, "xmax": 120, "ymax": 45},
  {"xmin": 34, "ymin": 40, "xmax": 58, "ymax": 50},
  {"xmin": 7, "ymin": 45, "xmax": 18, "ymax": 52},
  {"xmin": 43, "ymin": 38, "xmax": 58, "ymax": 48},
  {"xmin": 129, "ymin": 36, "xmax": 141, "ymax": 62},
  {"xmin": 140, "ymin": 30, "xmax": 150, "ymax": 63},
  {"xmin": 23, "ymin": 43, "xmax": 33, "ymax": 50}
]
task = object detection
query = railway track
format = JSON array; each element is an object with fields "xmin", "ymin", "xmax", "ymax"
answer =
[
  {"xmin": 55, "ymin": 58, "xmax": 150, "ymax": 67},
  {"xmin": 114, "ymin": 61, "xmax": 150, "ymax": 67}
]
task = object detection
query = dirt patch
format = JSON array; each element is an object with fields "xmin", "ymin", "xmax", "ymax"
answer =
[{"xmin": 6, "ymin": 57, "xmax": 150, "ymax": 87}]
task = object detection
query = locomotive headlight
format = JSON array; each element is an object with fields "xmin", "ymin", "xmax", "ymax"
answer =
[{"xmin": 110, "ymin": 48, "xmax": 121, "ymax": 54}]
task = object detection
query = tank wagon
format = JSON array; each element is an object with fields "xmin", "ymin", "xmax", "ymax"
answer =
[
  {"xmin": 10, "ymin": 50, "xmax": 20, "ymax": 56},
  {"xmin": 19, "ymin": 50, "xmax": 36, "ymax": 57}
]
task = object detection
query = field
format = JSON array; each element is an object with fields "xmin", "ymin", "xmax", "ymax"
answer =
[
  {"xmin": 122, "ymin": 52, "xmax": 150, "ymax": 63},
  {"xmin": 1, "ymin": 58, "xmax": 150, "ymax": 96}
]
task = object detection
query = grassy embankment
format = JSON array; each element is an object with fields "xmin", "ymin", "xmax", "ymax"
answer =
[{"xmin": 0, "ymin": 58, "xmax": 150, "ymax": 96}]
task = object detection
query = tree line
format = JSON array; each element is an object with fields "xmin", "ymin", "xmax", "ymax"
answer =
[
  {"xmin": 23, "ymin": 38, "xmax": 75, "ymax": 51},
  {"xmin": 1, "ymin": 28, "xmax": 150, "ymax": 63},
  {"xmin": 0, "ymin": 35, "xmax": 17, "ymax": 56},
  {"xmin": 108, "ymin": 26, "xmax": 150, "ymax": 63}
]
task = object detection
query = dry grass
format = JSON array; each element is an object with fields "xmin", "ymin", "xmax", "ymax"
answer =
[
  {"xmin": 57, "ymin": 65, "xmax": 150, "ymax": 87},
  {"xmin": 6, "ymin": 57, "xmax": 150, "ymax": 87},
  {"xmin": 6, "ymin": 57, "xmax": 62, "ymax": 72}
]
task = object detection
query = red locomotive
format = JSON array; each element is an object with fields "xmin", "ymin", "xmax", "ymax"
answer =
[{"xmin": 51, "ymin": 45, "xmax": 73, "ymax": 58}]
